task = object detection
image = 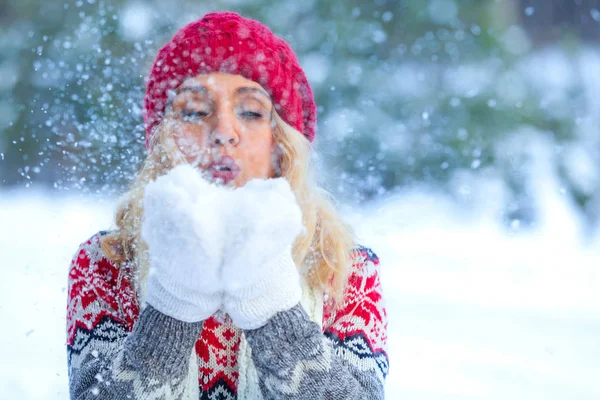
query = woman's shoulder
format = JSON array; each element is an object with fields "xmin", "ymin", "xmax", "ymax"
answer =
[
  {"xmin": 322, "ymin": 244, "xmax": 388, "ymax": 361},
  {"xmin": 71, "ymin": 230, "xmax": 113, "ymax": 262},
  {"xmin": 69, "ymin": 230, "xmax": 123, "ymax": 289},
  {"xmin": 67, "ymin": 230, "xmax": 139, "ymax": 339},
  {"xmin": 350, "ymin": 245, "xmax": 380, "ymax": 267},
  {"xmin": 322, "ymin": 244, "xmax": 383, "ymax": 319},
  {"xmin": 347, "ymin": 244, "xmax": 381, "ymax": 283}
]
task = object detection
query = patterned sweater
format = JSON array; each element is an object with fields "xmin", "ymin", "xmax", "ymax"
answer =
[{"xmin": 66, "ymin": 231, "xmax": 389, "ymax": 399}]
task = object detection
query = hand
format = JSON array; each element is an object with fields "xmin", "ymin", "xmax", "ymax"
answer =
[
  {"xmin": 221, "ymin": 178, "xmax": 305, "ymax": 329},
  {"xmin": 141, "ymin": 164, "xmax": 228, "ymax": 323}
]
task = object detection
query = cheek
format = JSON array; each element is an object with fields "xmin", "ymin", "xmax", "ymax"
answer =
[
  {"xmin": 173, "ymin": 127, "xmax": 208, "ymax": 161},
  {"xmin": 244, "ymin": 142, "xmax": 277, "ymax": 177},
  {"xmin": 234, "ymin": 125, "xmax": 271, "ymax": 173}
]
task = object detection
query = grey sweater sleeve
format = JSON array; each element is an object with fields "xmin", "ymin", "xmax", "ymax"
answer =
[
  {"xmin": 67, "ymin": 305, "xmax": 202, "ymax": 399},
  {"xmin": 244, "ymin": 304, "xmax": 386, "ymax": 400}
]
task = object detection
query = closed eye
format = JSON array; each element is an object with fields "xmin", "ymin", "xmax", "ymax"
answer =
[
  {"xmin": 181, "ymin": 110, "xmax": 209, "ymax": 121},
  {"xmin": 240, "ymin": 111, "xmax": 263, "ymax": 120}
]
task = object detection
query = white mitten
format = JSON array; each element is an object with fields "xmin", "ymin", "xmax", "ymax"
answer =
[
  {"xmin": 221, "ymin": 178, "xmax": 305, "ymax": 329},
  {"xmin": 141, "ymin": 164, "xmax": 229, "ymax": 323}
]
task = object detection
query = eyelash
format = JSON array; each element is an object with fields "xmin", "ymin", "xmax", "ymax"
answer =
[
  {"xmin": 181, "ymin": 110, "xmax": 209, "ymax": 121},
  {"xmin": 180, "ymin": 110, "xmax": 263, "ymax": 121},
  {"xmin": 240, "ymin": 111, "xmax": 263, "ymax": 120}
]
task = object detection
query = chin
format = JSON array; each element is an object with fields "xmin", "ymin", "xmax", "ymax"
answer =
[
  {"xmin": 233, "ymin": 175, "xmax": 272, "ymax": 188},
  {"xmin": 228, "ymin": 176, "xmax": 245, "ymax": 188}
]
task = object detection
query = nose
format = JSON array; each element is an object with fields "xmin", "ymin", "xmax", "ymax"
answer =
[{"xmin": 210, "ymin": 112, "xmax": 239, "ymax": 147}]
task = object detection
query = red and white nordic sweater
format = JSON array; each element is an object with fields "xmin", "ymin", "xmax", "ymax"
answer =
[{"xmin": 66, "ymin": 231, "xmax": 389, "ymax": 399}]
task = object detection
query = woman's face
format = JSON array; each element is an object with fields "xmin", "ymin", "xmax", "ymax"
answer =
[{"xmin": 165, "ymin": 72, "xmax": 278, "ymax": 188}]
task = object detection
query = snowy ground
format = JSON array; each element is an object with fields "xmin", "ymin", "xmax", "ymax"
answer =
[{"xmin": 1, "ymin": 178, "xmax": 599, "ymax": 399}]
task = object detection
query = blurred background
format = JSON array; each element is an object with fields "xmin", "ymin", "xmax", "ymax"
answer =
[
  {"xmin": 1, "ymin": 0, "xmax": 599, "ymax": 399},
  {"xmin": 2, "ymin": 0, "xmax": 600, "ymax": 229}
]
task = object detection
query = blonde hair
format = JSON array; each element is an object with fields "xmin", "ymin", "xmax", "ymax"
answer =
[{"xmin": 101, "ymin": 111, "xmax": 355, "ymax": 308}]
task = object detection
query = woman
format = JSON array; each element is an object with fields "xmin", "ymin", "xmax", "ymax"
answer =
[{"xmin": 66, "ymin": 11, "xmax": 388, "ymax": 400}]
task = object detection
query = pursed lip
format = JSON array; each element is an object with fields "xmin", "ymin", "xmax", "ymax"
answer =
[{"xmin": 208, "ymin": 155, "xmax": 240, "ymax": 184}]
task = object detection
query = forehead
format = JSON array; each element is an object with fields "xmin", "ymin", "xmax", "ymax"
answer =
[{"xmin": 178, "ymin": 72, "xmax": 268, "ymax": 96}]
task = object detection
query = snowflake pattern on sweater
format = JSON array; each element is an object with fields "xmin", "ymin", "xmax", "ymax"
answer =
[{"xmin": 66, "ymin": 231, "xmax": 389, "ymax": 399}]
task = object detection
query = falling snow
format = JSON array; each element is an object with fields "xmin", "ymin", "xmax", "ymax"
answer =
[{"xmin": 2, "ymin": 0, "xmax": 600, "ymax": 399}]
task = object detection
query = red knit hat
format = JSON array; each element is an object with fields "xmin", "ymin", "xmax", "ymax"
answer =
[{"xmin": 143, "ymin": 11, "xmax": 317, "ymax": 149}]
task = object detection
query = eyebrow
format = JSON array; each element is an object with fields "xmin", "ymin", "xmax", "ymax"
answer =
[
  {"xmin": 175, "ymin": 85, "xmax": 270, "ymax": 100},
  {"xmin": 166, "ymin": 86, "xmax": 206, "ymax": 110},
  {"xmin": 175, "ymin": 86, "xmax": 208, "ymax": 95},
  {"xmin": 168, "ymin": 84, "xmax": 272, "ymax": 111},
  {"xmin": 236, "ymin": 86, "xmax": 271, "ymax": 101}
]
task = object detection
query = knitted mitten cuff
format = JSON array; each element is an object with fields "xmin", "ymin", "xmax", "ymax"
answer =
[
  {"xmin": 146, "ymin": 273, "xmax": 221, "ymax": 323},
  {"xmin": 129, "ymin": 304, "xmax": 204, "ymax": 377},
  {"xmin": 224, "ymin": 249, "xmax": 302, "ymax": 329}
]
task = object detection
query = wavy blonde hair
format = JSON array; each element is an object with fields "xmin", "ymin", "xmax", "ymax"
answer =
[{"xmin": 101, "ymin": 111, "xmax": 355, "ymax": 308}]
